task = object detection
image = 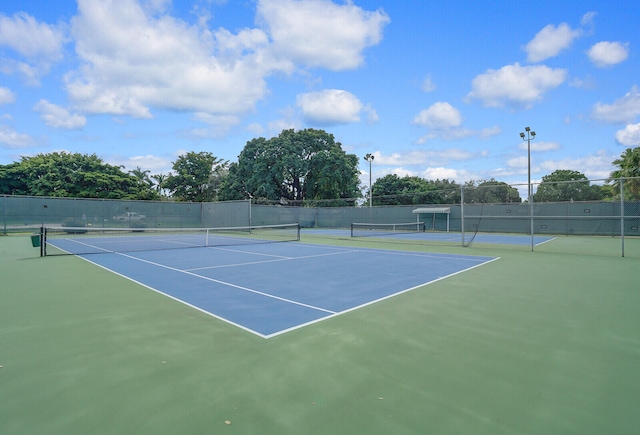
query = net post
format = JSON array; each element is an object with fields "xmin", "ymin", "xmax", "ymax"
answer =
[{"xmin": 40, "ymin": 226, "xmax": 46, "ymax": 257}]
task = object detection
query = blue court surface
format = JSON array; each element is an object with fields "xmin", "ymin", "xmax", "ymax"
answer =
[
  {"xmin": 70, "ymin": 242, "xmax": 497, "ymax": 338},
  {"xmin": 304, "ymin": 228, "xmax": 555, "ymax": 246}
]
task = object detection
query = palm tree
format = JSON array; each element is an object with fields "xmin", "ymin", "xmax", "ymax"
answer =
[
  {"xmin": 151, "ymin": 173, "xmax": 168, "ymax": 196},
  {"xmin": 609, "ymin": 146, "xmax": 640, "ymax": 200},
  {"xmin": 129, "ymin": 166, "xmax": 153, "ymax": 188}
]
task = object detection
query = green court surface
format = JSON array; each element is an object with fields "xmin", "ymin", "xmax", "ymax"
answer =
[{"xmin": 1, "ymin": 233, "xmax": 639, "ymax": 434}]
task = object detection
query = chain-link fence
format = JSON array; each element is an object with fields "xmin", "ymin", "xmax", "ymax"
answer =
[
  {"xmin": 3, "ymin": 177, "xmax": 638, "ymax": 257},
  {"xmin": 0, "ymin": 196, "xmax": 250, "ymax": 232}
]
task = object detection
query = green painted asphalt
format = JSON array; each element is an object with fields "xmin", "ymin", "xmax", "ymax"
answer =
[{"xmin": 1, "ymin": 234, "xmax": 639, "ymax": 434}]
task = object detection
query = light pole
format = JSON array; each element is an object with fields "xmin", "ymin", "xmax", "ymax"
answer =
[
  {"xmin": 520, "ymin": 127, "xmax": 536, "ymax": 251},
  {"xmin": 364, "ymin": 153, "xmax": 374, "ymax": 208}
]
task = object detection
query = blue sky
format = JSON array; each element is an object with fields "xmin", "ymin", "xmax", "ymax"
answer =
[{"xmin": 1, "ymin": 0, "xmax": 638, "ymax": 196}]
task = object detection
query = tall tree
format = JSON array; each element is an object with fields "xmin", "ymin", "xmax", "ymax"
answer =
[
  {"xmin": 0, "ymin": 152, "xmax": 157, "ymax": 199},
  {"xmin": 609, "ymin": 146, "xmax": 640, "ymax": 200},
  {"xmin": 463, "ymin": 179, "xmax": 521, "ymax": 203},
  {"xmin": 371, "ymin": 174, "xmax": 460, "ymax": 205},
  {"xmin": 534, "ymin": 170, "xmax": 605, "ymax": 202},
  {"xmin": 0, "ymin": 162, "xmax": 27, "ymax": 195},
  {"xmin": 164, "ymin": 152, "xmax": 228, "ymax": 202},
  {"xmin": 220, "ymin": 129, "xmax": 361, "ymax": 205}
]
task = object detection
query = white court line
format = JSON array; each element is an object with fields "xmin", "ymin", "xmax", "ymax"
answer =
[
  {"xmin": 74, "ymin": 255, "xmax": 272, "ymax": 338},
  {"xmin": 536, "ymin": 237, "xmax": 557, "ymax": 246},
  {"xmin": 187, "ymin": 257, "xmax": 291, "ymax": 271},
  {"xmin": 188, "ymin": 249, "xmax": 361, "ymax": 271},
  {"xmin": 57, "ymin": 236, "xmax": 203, "ymax": 251},
  {"xmin": 207, "ymin": 245, "xmax": 292, "ymax": 259},
  {"xmin": 263, "ymin": 256, "xmax": 502, "ymax": 338},
  {"xmin": 68, "ymin": 240, "xmax": 499, "ymax": 339},
  {"xmin": 61, "ymin": 238, "xmax": 114, "ymax": 252},
  {"xmin": 114, "ymin": 251, "xmax": 337, "ymax": 315}
]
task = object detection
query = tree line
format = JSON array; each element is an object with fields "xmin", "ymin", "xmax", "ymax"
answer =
[{"xmin": 1, "ymin": 128, "xmax": 638, "ymax": 204}]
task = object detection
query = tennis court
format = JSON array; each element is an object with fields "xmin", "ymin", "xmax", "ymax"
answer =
[
  {"xmin": 2, "ymin": 227, "xmax": 639, "ymax": 434},
  {"xmin": 306, "ymin": 227, "xmax": 555, "ymax": 246},
  {"xmin": 43, "ymin": 226, "xmax": 497, "ymax": 338}
]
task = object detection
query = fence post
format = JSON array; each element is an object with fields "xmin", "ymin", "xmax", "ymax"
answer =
[
  {"xmin": 621, "ymin": 179, "xmax": 625, "ymax": 258},
  {"xmin": 460, "ymin": 186, "xmax": 465, "ymax": 247},
  {"xmin": 530, "ymin": 183, "xmax": 534, "ymax": 252}
]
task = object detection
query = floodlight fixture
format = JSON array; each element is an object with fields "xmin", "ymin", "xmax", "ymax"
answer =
[{"xmin": 364, "ymin": 154, "xmax": 375, "ymax": 208}]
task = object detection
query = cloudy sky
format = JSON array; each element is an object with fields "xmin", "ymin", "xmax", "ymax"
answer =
[{"xmin": 1, "ymin": 0, "xmax": 638, "ymax": 194}]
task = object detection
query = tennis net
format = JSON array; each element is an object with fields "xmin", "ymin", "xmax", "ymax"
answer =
[
  {"xmin": 42, "ymin": 223, "xmax": 300, "ymax": 256},
  {"xmin": 351, "ymin": 221, "xmax": 426, "ymax": 237}
]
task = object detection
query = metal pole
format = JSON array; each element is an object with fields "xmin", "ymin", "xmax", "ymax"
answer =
[
  {"xmin": 521, "ymin": 127, "xmax": 536, "ymax": 252},
  {"xmin": 364, "ymin": 154, "xmax": 374, "ymax": 208},
  {"xmin": 529, "ymin": 135, "xmax": 534, "ymax": 252},
  {"xmin": 620, "ymin": 179, "xmax": 625, "ymax": 257},
  {"xmin": 369, "ymin": 159, "xmax": 372, "ymax": 208},
  {"xmin": 460, "ymin": 186, "xmax": 465, "ymax": 247}
]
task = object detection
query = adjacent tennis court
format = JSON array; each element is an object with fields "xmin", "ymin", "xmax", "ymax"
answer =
[
  {"xmin": 306, "ymin": 226, "xmax": 555, "ymax": 246},
  {"xmin": 43, "ymin": 226, "xmax": 497, "ymax": 337}
]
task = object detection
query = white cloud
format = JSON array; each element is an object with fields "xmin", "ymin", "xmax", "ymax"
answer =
[
  {"xmin": 422, "ymin": 167, "xmax": 468, "ymax": 181},
  {"xmin": 246, "ymin": 122, "xmax": 264, "ymax": 136},
  {"xmin": 591, "ymin": 86, "xmax": 640, "ymax": 124},
  {"xmin": 479, "ymin": 126, "xmax": 501, "ymax": 138},
  {"xmin": 257, "ymin": 0, "xmax": 390, "ymax": 71},
  {"xmin": 0, "ymin": 12, "xmax": 65, "ymax": 61},
  {"xmin": 581, "ymin": 12, "xmax": 597, "ymax": 27},
  {"xmin": 190, "ymin": 112, "xmax": 240, "ymax": 138},
  {"xmin": 517, "ymin": 141, "xmax": 561, "ymax": 152},
  {"xmin": 63, "ymin": 0, "xmax": 387, "ymax": 126},
  {"xmin": 66, "ymin": 0, "xmax": 274, "ymax": 118},
  {"xmin": 587, "ymin": 41, "xmax": 629, "ymax": 68},
  {"xmin": 268, "ymin": 118, "xmax": 299, "ymax": 135},
  {"xmin": 107, "ymin": 153, "xmax": 173, "ymax": 174},
  {"xmin": 537, "ymin": 150, "xmax": 616, "ymax": 180},
  {"xmin": 506, "ymin": 156, "xmax": 528, "ymax": 171},
  {"xmin": 569, "ymin": 76, "xmax": 596, "ymax": 90},
  {"xmin": 266, "ymin": 106, "xmax": 299, "ymax": 135},
  {"xmin": 373, "ymin": 150, "xmax": 429, "ymax": 166},
  {"xmin": 421, "ymin": 75, "xmax": 435, "ymax": 92},
  {"xmin": 363, "ymin": 104, "xmax": 379, "ymax": 124},
  {"xmin": 385, "ymin": 167, "xmax": 416, "ymax": 178},
  {"xmin": 373, "ymin": 148, "xmax": 472, "ymax": 167},
  {"xmin": 0, "ymin": 87, "xmax": 15, "ymax": 104},
  {"xmin": 413, "ymin": 103, "xmax": 500, "ymax": 143},
  {"xmin": 0, "ymin": 123, "xmax": 38, "ymax": 149},
  {"xmin": 296, "ymin": 89, "xmax": 363, "ymax": 125},
  {"xmin": 0, "ymin": 12, "xmax": 66, "ymax": 84},
  {"xmin": 615, "ymin": 123, "xmax": 640, "ymax": 146},
  {"xmin": 508, "ymin": 144, "xmax": 609, "ymax": 179},
  {"xmin": 524, "ymin": 23, "xmax": 582, "ymax": 63},
  {"xmin": 505, "ymin": 150, "xmax": 616, "ymax": 181},
  {"xmin": 33, "ymin": 100, "xmax": 86, "ymax": 129},
  {"xmin": 466, "ymin": 63, "xmax": 566, "ymax": 109},
  {"xmin": 412, "ymin": 102, "xmax": 462, "ymax": 129}
]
